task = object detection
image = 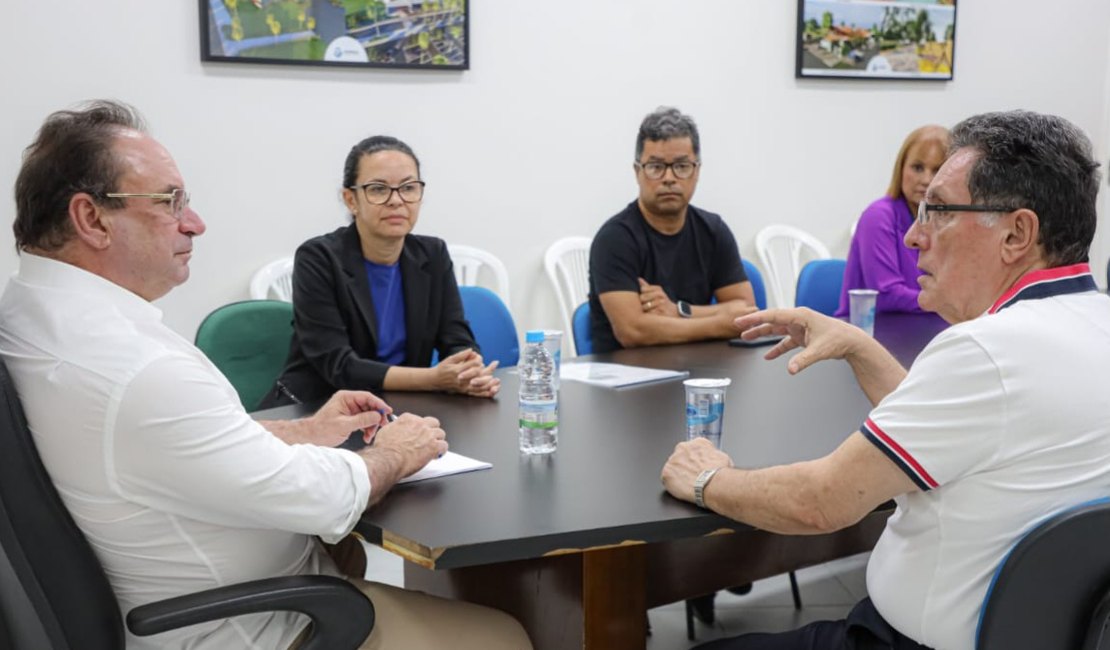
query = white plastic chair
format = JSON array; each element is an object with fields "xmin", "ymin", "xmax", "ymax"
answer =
[
  {"xmin": 249, "ymin": 257, "xmax": 295, "ymax": 302},
  {"xmin": 447, "ymin": 244, "xmax": 511, "ymax": 306},
  {"xmin": 754, "ymin": 225, "xmax": 831, "ymax": 309},
  {"xmin": 543, "ymin": 237, "xmax": 592, "ymax": 354}
]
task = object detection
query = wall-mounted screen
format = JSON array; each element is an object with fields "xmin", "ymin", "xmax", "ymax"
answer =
[
  {"xmin": 200, "ymin": 0, "xmax": 469, "ymax": 70},
  {"xmin": 796, "ymin": 0, "xmax": 955, "ymax": 80}
]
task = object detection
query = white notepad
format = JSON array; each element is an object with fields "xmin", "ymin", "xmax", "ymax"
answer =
[
  {"xmin": 398, "ymin": 451, "xmax": 492, "ymax": 484},
  {"xmin": 559, "ymin": 362, "xmax": 688, "ymax": 389}
]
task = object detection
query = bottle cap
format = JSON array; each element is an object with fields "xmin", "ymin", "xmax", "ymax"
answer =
[{"xmin": 525, "ymin": 330, "xmax": 545, "ymax": 343}]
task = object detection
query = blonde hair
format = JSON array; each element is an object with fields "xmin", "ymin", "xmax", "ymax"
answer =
[{"xmin": 886, "ymin": 125, "xmax": 950, "ymax": 199}]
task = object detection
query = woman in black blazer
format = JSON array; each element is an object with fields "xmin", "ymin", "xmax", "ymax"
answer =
[{"xmin": 260, "ymin": 136, "xmax": 499, "ymax": 408}]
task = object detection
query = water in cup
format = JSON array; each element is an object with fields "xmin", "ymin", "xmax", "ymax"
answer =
[
  {"xmin": 683, "ymin": 378, "xmax": 731, "ymax": 448},
  {"xmin": 541, "ymin": 330, "xmax": 563, "ymax": 390},
  {"xmin": 849, "ymin": 289, "xmax": 878, "ymax": 337}
]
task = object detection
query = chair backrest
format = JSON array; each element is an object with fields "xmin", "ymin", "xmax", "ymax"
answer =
[
  {"xmin": 742, "ymin": 259, "xmax": 768, "ymax": 311},
  {"xmin": 458, "ymin": 286, "xmax": 519, "ymax": 368},
  {"xmin": 544, "ymin": 237, "xmax": 592, "ymax": 342},
  {"xmin": 754, "ymin": 225, "xmax": 831, "ymax": 308},
  {"xmin": 571, "ymin": 302, "xmax": 593, "ymax": 356},
  {"xmin": 195, "ymin": 300, "xmax": 294, "ymax": 410},
  {"xmin": 977, "ymin": 498, "xmax": 1110, "ymax": 650},
  {"xmin": 448, "ymin": 244, "xmax": 511, "ymax": 307},
  {"xmin": 249, "ymin": 257, "xmax": 295, "ymax": 302},
  {"xmin": 0, "ymin": 359, "xmax": 125, "ymax": 650},
  {"xmin": 795, "ymin": 259, "xmax": 847, "ymax": 316}
]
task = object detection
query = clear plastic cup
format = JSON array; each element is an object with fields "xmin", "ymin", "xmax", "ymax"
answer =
[
  {"xmin": 541, "ymin": 330, "xmax": 563, "ymax": 389},
  {"xmin": 683, "ymin": 378, "xmax": 731, "ymax": 448},
  {"xmin": 849, "ymin": 289, "xmax": 878, "ymax": 337}
]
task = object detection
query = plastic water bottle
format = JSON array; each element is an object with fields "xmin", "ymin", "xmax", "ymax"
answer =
[{"xmin": 519, "ymin": 330, "xmax": 558, "ymax": 454}]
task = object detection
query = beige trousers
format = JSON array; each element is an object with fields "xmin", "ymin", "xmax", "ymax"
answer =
[{"xmin": 290, "ymin": 578, "xmax": 533, "ymax": 650}]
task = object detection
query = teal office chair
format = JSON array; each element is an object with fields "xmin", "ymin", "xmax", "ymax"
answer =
[
  {"xmin": 795, "ymin": 259, "xmax": 847, "ymax": 315},
  {"xmin": 977, "ymin": 498, "xmax": 1110, "ymax": 649},
  {"xmin": 743, "ymin": 259, "xmax": 768, "ymax": 310},
  {"xmin": 572, "ymin": 302, "xmax": 592, "ymax": 356},
  {"xmin": 458, "ymin": 286, "xmax": 519, "ymax": 368},
  {"xmin": 195, "ymin": 300, "xmax": 294, "ymax": 410}
]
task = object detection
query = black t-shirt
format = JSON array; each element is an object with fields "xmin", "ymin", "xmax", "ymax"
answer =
[{"xmin": 587, "ymin": 201, "xmax": 748, "ymax": 353}]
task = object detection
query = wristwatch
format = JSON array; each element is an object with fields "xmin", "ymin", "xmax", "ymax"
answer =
[
  {"xmin": 694, "ymin": 467, "xmax": 722, "ymax": 509},
  {"xmin": 677, "ymin": 300, "xmax": 693, "ymax": 318}
]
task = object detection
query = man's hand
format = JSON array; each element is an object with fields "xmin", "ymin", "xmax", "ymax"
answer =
[
  {"xmin": 359, "ymin": 413, "xmax": 448, "ymax": 505},
  {"xmin": 661, "ymin": 438, "xmax": 734, "ymax": 504},
  {"xmin": 638, "ymin": 278, "xmax": 677, "ymax": 317},
  {"xmin": 733, "ymin": 307, "xmax": 870, "ymax": 375},
  {"xmin": 259, "ymin": 390, "xmax": 387, "ymax": 447}
]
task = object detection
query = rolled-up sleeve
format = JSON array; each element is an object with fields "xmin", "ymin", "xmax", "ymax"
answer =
[{"xmin": 107, "ymin": 353, "xmax": 370, "ymax": 543}]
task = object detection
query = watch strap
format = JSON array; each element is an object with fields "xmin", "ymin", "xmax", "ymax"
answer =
[{"xmin": 694, "ymin": 467, "xmax": 722, "ymax": 509}]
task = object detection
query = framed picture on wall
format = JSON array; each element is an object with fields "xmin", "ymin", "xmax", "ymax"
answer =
[
  {"xmin": 796, "ymin": 0, "xmax": 955, "ymax": 80},
  {"xmin": 199, "ymin": 0, "xmax": 469, "ymax": 70}
]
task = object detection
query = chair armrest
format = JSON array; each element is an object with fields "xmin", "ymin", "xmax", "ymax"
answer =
[{"xmin": 126, "ymin": 575, "xmax": 373, "ymax": 650}]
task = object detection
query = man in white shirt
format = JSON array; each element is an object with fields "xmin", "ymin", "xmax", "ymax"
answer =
[
  {"xmin": 662, "ymin": 110, "xmax": 1110, "ymax": 650},
  {"xmin": 0, "ymin": 101, "xmax": 531, "ymax": 650}
]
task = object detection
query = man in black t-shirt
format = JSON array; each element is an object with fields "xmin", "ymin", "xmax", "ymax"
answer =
[{"xmin": 588, "ymin": 107, "xmax": 758, "ymax": 354}]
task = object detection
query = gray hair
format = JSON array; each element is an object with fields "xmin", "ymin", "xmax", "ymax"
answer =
[
  {"xmin": 14, "ymin": 100, "xmax": 147, "ymax": 252},
  {"xmin": 949, "ymin": 110, "xmax": 1101, "ymax": 266},
  {"xmin": 635, "ymin": 107, "xmax": 700, "ymax": 160}
]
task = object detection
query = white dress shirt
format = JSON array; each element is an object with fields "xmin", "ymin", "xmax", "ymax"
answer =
[{"xmin": 0, "ymin": 254, "xmax": 371, "ymax": 650}]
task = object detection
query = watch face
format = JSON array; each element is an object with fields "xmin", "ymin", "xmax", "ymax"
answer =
[{"xmin": 678, "ymin": 301, "xmax": 692, "ymax": 318}]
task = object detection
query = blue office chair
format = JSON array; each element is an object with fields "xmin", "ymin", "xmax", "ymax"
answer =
[
  {"xmin": 795, "ymin": 259, "xmax": 847, "ymax": 315},
  {"xmin": 572, "ymin": 302, "xmax": 593, "ymax": 356},
  {"xmin": 976, "ymin": 498, "xmax": 1110, "ymax": 650},
  {"xmin": 459, "ymin": 286, "xmax": 519, "ymax": 367},
  {"xmin": 742, "ymin": 259, "xmax": 768, "ymax": 310}
]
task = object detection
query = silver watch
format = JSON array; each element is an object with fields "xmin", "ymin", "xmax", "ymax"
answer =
[
  {"xmin": 694, "ymin": 467, "xmax": 722, "ymax": 509},
  {"xmin": 677, "ymin": 300, "xmax": 693, "ymax": 318}
]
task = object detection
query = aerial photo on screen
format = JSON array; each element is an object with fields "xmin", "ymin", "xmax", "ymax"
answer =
[
  {"xmin": 203, "ymin": 0, "xmax": 467, "ymax": 68},
  {"xmin": 798, "ymin": 0, "xmax": 955, "ymax": 79}
]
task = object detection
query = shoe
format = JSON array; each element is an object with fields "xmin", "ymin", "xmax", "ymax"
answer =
[
  {"xmin": 687, "ymin": 592, "xmax": 716, "ymax": 625},
  {"xmin": 727, "ymin": 582, "xmax": 753, "ymax": 596}
]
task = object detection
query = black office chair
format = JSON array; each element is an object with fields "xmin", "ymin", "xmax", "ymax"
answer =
[
  {"xmin": 0, "ymin": 359, "xmax": 374, "ymax": 650},
  {"xmin": 977, "ymin": 498, "xmax": 1110, "ymax": 650}
]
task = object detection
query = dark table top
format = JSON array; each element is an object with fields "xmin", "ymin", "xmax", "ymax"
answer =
[{"xmin": 256, "ymin": 312, "xmax": 947, "ymax": 570}]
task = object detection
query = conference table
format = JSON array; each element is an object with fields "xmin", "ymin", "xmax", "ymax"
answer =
[{"xmin": 257, "ymin": 312, "xmax": 947, "ymax": 650}]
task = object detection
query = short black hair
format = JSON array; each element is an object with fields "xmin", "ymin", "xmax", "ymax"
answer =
[{"xmin": 950, "ymin": 110, "xmax": 1101, "ymax": 266}]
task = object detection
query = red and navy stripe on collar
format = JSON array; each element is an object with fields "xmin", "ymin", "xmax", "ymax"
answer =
[
  {"xmin": 861, "ymin": 418, "xmax": 938, "ymax": 491},
  {"xmin": 988, "ymin": 263, "xmax": 1097, "ymax": 314}
]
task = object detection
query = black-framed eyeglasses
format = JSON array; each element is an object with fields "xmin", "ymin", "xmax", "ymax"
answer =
[
  {"xmin": 916, "ymin": 202, "xmax": 1018, "ymax": 226},
  {"xmin": 103, "ymin": 189, "xmax": 191, "ymax": 221},
  {"xmin": 635, "ymin": 160, "xmax": 699, "ymax": 180},
  {"xmin": 350, "ymin": 180, "xmax": 426, "ymax": 205}
]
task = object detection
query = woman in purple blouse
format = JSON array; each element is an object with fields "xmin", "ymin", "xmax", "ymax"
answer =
[{"xmin": 836, "ymin": 125, "xmax": 950, "ymax": 317}]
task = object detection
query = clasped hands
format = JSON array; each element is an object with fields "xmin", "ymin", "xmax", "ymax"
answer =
[{"xmin": 434, "ymin": 348, "xmax": 500, "ymax": 397}]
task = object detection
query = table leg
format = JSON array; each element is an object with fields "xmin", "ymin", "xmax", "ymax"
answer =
[{"xmin": 404, "ymin": 544, "xmax": 647, "ymax": 650}]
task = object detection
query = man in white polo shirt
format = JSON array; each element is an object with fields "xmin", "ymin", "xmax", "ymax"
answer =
[
  {"xmin": 0, "ymin": 101, "xmax": 531, "ymax": 650},
  {"xmin": 662, "ymin": 110, "xmax": 1110, "ymax": 650}
]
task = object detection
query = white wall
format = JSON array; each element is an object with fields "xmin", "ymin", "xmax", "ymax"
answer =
[{"xmin": 2, "ymin": 1, "xmax": 1109, "ymax": 339}]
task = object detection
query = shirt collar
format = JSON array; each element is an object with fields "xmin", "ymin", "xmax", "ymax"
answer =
[
  {"xmin": 17, "ymin": 253, "xmax": 164, "ymax": 322},
  {"xmin": 988, "ymin": 263, "xmax": 1097, "ymax": 314}
]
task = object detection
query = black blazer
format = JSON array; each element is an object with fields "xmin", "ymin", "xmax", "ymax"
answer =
[{"xmin": 259, "ymin": 225, "xmax": 478, "ymax": 408}]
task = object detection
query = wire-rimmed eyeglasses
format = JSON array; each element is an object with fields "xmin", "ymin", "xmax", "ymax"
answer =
[
  {"xmin": 103, "ymin": 189, "xmax": 191, "ymax": 221},
  {"xmin": 916, "ymin": 202, "xmax": 1018, "ymax": 226}
]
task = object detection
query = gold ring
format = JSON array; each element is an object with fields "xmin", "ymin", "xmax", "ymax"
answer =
[{"xmin": 647, "ymin": 300, "xmax": 653, "ymax": 310}]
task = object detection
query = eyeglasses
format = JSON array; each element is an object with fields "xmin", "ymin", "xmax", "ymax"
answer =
[
  {"xmin": 103, "ymin": 189, "xmax": 191, "ymax": 221},
  {"xmin": 635, "ymin": 160, "xmax": 699, "ymax": 180},
  {"xmin": 916, "ymin": 202, "xmax": 1017, "ymax": 226},
  {"xmin": 350, "ymin": 180, "xmax": 426, "ymax": 205}
]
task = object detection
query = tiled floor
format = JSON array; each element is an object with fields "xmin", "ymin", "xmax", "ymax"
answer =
[{"xmin": 362, "ymin": 540, "xmax": 869, "ymax": 648}]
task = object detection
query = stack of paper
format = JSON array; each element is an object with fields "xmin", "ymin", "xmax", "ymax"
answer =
[
  {"xmin": 559, "ymin": 362, "xmax": 688, "ymax": 389},
  {"xmin": 399, "ymin": 452, "xmax": 492, "ymax": 484}
]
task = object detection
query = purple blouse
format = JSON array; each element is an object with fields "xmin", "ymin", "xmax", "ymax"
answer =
[{"xmin": 836, "ymin": 196, "xmax": 940, "ymax": 317}]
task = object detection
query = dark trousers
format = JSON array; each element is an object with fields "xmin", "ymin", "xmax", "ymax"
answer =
[{"xmin": 693, "ymin": 598, "xmax": 933, "ymax": 650}]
